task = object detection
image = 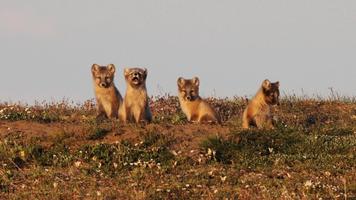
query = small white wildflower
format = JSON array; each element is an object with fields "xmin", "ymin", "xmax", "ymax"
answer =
[
  {"xmin": 20, "ymin": 151, "xmax": 26, "ymax": 159},
  {"xmin": 268, "ymin": 148, "xmax": 273, "ymax": 153},
  {"xmin": 74, "ymin": 161, "xmax": 81, "ymax": 168},
  {"xmin": 207, "ymin": 148, "xmax": 213, "ymax": 156},
  {"xmin": 113, "ymin": 162, "xmax": 118, "ymax": 169},
  {"xmin": 53, "ymin": 182, "xmax": 58, "ymax": 188},
  {"xmin": 304, "ymin": 180, "xmax": 312, "ymax": 187},
  {"xmin": 220, "ymin": 176, "xmax": 227, "ymax": 183}
]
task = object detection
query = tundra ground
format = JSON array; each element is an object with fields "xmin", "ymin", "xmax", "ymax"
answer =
[{"xmin": 0, "ymin": 96, "xmax": 355, "ymax": 199}]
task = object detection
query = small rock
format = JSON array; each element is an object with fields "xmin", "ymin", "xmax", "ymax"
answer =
[{"xmin": 171, "ymin": 150, "xmax": 178, "ymax": 156}]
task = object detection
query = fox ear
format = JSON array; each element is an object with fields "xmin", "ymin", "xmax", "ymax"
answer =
[
  {"xmin": 107, "ymin": 64, "xmax": 116, "ymax": 74},
  {"xmin": 91, "ymin": 64, "xmax": 100, "ymax": 73},
  {"xmin": 192, "ymin": 77, "xmax": 200, "ymax": 86},
  {"xmin": 143, "ymin": 68, "xmax": 148, "ymax": 78},
  {"xmin": 275, "ymin": 81, "xmax": 280, "ymax": 88},
  {"xmin": 177, "ymin": 77, "xmax": 185, "ymax": 87},
  {"xmin": 262, "ymin": 79, "xmax": 271, "ymax": 90},
  {"xmin": 124, "ymin": 68, "xmax": 130, "ymax": 76}
]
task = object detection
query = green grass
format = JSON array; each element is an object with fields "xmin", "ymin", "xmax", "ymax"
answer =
[{"xmin": 201, "ymin": 127, "xmax": 355, "ymax": 173}]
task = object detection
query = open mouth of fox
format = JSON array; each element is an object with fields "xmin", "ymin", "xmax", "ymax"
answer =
[{"xmin": 131, "ymin": 77, "xmax": 141, "ymax": 84}]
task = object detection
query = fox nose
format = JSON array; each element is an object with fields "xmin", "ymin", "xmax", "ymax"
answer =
[
  {"xmin": 134, "ymin": 72, "xmax": 139, "ymax": 77},
  {"xmin": 100, "ymin": 83, "xmax": 106, "ymax": 87},
  {"xmin": 186, "ymin": 96, "xmax": 192, "ymax": 101}
]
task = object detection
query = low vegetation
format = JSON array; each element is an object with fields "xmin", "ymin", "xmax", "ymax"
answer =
[{"xmin": 0, "ymin": 95, "xmax": 355, "ymax": 199}]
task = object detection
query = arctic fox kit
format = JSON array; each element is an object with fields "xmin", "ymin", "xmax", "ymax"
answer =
[
  {"xmin": 91, "ymin": 64, "xmax": 123, "ymax": 119},
  {"xmin": 242, "ymin": 79, "xmax": 280, "ymax": 129},
  {"xmin": 119, "ymin": 68, "xmax": 152, "ymax": 123},
  {"xmin": 177, "ymin": 77, "xmax": 221, "ymax": 123}
]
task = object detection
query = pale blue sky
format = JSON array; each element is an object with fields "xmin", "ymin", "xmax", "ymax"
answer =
[{"xmin": 0, "ymin": 0, "xmax": 355, "ymax": 103}]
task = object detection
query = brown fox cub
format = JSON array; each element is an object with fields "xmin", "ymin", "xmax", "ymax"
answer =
[
  {"xmin": 91, "ymin": 64, "xmax": 123, "ymax": 119},
  {"xmin": 242, "ymin": 79, "xmax": 280, "ymax": 129},
  {"xmin": 177, "ymin": 77, "xmax": 221, "ymax": 123},
  {"xmin": 119, "ymin": 68, "xmax": 152, "ymax": 123}
]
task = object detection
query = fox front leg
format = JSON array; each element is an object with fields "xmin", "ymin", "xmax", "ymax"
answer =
[
  {"xmin": 133, "ymin": 109, "xmax": 143, "ymax": 123},
  {"xmin": 119, "ymin": 106, "xmax": 128, "ymax": 123},
  {"xmin": 96, "ymin": 102, "xmax": 107, "ymax": 120}
]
